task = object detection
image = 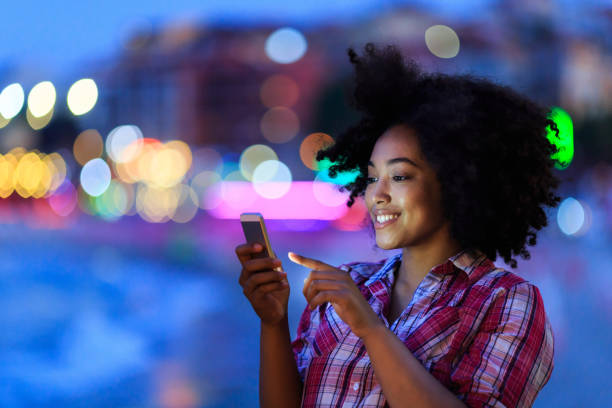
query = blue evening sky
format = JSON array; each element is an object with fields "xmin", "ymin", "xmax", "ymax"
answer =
[{"xmin": 0, "ymin": 0, "xmax": 600, "ymax": 81}]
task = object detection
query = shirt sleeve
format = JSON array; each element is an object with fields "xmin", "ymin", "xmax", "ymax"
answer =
[
  {"xmin": 451, "ymin": 281, "xmax": 554, "ymax": 408},
  {"xmin": 290, "ymin": 303, "xmax": 319, "ymax": 382}
]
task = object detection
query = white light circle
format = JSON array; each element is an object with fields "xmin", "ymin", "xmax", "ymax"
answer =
[
  {"xmin": 425, "ymin": 25, "xmax": 460, "ymax": 59},
  {"xmin": 27, "ymin": 81, "xmax": 57, "ymax": 117},
  {"xmin": 557, "ymin": 197, "xmax": 585, "ymax": 236},
  {"xmin": 80, "ymin": 158, "xmax": 112, "ymax": 197},
  {"xmin": 67, "ymin": 78, "xmax": 99, "ymax": 115},
  {"xmin": 252, "ymin": 160, "xmax": 292, "ymax": 199},
  {"xmin": 0, "ymin": 83, "xmax": 25, "ymax": 119},
  {"xmin": 265, "ymin": 28, "xmax": 308, "ymax": 64},
  {"xmin": 105, "ymin": 125, "xmax": 143, "ymax": 163}
]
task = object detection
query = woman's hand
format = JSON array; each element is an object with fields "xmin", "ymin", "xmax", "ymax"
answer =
[
  {"xmin": 236, "ymin": 243, "xmax": 290, "ymax": 326},
  {"xmin": 288, "ymin": 252, "xmax": 383, "ymax": 339}
]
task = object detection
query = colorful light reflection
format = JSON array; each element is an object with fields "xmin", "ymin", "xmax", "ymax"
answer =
[{"xmin": 209, "ymin": 181, "xmax": 349, "ymax": 220}]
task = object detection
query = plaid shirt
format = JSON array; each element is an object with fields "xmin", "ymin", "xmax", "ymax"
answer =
[{"xmin": 291, "ymin": 250, "xmax": 554, "ymax": 407}]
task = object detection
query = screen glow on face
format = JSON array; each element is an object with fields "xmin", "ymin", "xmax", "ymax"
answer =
[{"xmin": 546, "ymin": 107, "xmax": 574, "ymax": 170}]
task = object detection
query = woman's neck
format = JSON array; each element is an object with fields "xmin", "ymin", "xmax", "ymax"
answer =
[{"xmin": 397, "ymin": 232, "xmax": 462, "ymax": 289}]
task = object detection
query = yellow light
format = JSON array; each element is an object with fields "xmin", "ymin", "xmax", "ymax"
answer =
[
  {"xmin": 44, "ymin": 152, "xmax": 67, "ymax": 192},
  {"xmin": 73, "ymin": 129, "xmax": 104, "ymax": 166},
  {"xmin": 27, "ymin": 81, "xmax": 56, "ymax": 118},
  {"xmin": 13, "ymin": 152, "xmax": 44, "ymax": 198},
  {"xmin": 67, "ymin": 78, "xmax": 98, "ymax": 115},
  {"xmin": 32, "ymin": 153, "xmax": 52, "ymax": 198},
  {"xmin": 0, "ymin": 113, "xmax": 9, "ymax": 129},
  {"xmin": 425, "ymin": 25, "xmax": 460, "ymax": 59},
  {"xmin": 26, "ymin": 107, "xmax": 53, "ymax": 130},
  {"xmin": 0, "ymin": 154, "xmax": 17, "ymax": 198},
  {"xmin": 136, "ymin": 184, "xmax": 180, "ymax": 223},
  {"xmin": 239, "ymin": 144, "xmax": 278, "ymax": 180}
]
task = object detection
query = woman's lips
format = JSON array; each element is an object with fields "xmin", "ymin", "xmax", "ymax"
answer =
[{"xmin": 374, "ymin": 214, "xmax": 400, "ymax": 229}]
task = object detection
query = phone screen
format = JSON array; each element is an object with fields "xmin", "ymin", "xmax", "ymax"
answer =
[{"xmin": 240, "ymin": 213, "xmax": 274, "ymax": 259}]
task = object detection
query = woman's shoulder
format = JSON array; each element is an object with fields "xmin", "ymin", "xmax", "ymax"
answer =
[{"xmin": 467, "ymin": 264, "xmax": 546, "ymax": 312}]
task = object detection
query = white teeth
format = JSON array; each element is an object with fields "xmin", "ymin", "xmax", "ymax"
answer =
[{"xmin": 376, "ymin": 214, "xmax": 399, "ymax": 223}]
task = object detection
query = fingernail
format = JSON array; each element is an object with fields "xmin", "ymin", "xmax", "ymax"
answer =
[{"xmin": 253, "ymin": 243, "xmax": 262, "ymax": 251}]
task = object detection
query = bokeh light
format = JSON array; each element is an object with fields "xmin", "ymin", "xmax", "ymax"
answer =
[
  {"xmin": 67, "ymin": 78, "xmax": 98, "ymax": 115},
  {"xmin": 222, "ymin": 171, "xmax": 256, "ymax": 210},
  {"xmin": 239, "ymin": 144, "xmax": 278, "ymax": 180},
  {"xmin": 192, "ymin": 170, "xmax": 223, "ymax": 210},
  {"xmin": 208, "ymin": 181, "xmax": 348, "ymax": 220},
  {"xmin": 136, "ymin": 184, "xmax": 179, "ymax": 223},
  {"xmin": 0, "ymin": 83, "xmax": 25, "ymax": 119},
  {"xmin": 425, "ymin": 25, "xmax": 460, "ymax": 58},
  {"xmin": 0, "ymin": 113, "xmax": 10, "ymax": 128},
  {"xmin": 80, "ymin": 158, "xmax": 111, "ymax": 197},
  {"xmin": 260, "ymin": 75, "xmax": 299, "ymax": 108},
  {"xmin": 26, "ymin": 107, "xmax": 53, "ymax": 130},
  {"xmin": 13, "ymin": 152, "xmax": 49, "ymax": 198},
  {"xmin": 313, "ymin": 174, "xmax": 348, "ymax": 207},
  {"xmin": 44, "ymin": 152, "xmax": 67, "ymax": 192},
  {"xmin": 557, "ymin": 197, "xmax": 586, "ymax": 236},
  {"xmin": 332, "ymin": 198, "xmax": 368, "ymax": 231},
  {"xmin": 0, "ymin": 150, "xmax": 66, "ymax": 199},
  {"xmin": 265, "ymin": 27, "xmax": 307, "ymax": 64},
  {"xmin": 0, "ymin": 153, "xmax": 17, "ymax": 198},
  {"xmin": 73, "ymin": 129, "xmax": 104, "ymax": 166},
  {"xmin": 93, "ymin": 180, "xmax": 134, "ymax": 220},
  {"xmin": 106, "ymin": 125, "xmax": 144, "ymax": 163},
  {"xmin": 300, "ymin": 132, "xmax": 334, "ymax": 170},
  {"xmin": 260, "ymin": 107, "xmax": 299, "ymax": 143},
  {"xmin": 547, "ymin": 106, "xmax": 574, "ymax": 169},
  {"xmin": 252, "ymin": 159, "xmax": 292, "ymax": 199},
  {"xmin": 27, "ymin": 81, "xmax": 56, "ymax": 117},
  {"xmin": 170, "ymin": 184, "xmax": 199, "ymax": 223},
  {"xmin": 47, "ymin": 180, "xmax": 78, "ymax": 217}
]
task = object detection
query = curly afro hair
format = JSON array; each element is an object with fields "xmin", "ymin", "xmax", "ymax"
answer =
[{"xmin": 317, "ymin": 43, "xmax": 562, "ymax": 268}]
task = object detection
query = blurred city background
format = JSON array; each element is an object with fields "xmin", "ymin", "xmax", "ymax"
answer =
[{"xmin": 1, "ymin": 0, "xmax": 611, "ymax": 406}]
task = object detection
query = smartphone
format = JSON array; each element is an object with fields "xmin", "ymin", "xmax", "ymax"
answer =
[{"xmin": 240, "ymin": 212, "xmax": 276, "ymax": 260}]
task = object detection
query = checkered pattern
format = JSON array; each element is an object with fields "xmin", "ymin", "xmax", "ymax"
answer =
[{"xmin": 291, "ymin": 250, "xmax": 554, "ymax": 407}]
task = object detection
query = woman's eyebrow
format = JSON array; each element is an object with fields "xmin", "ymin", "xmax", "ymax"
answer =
[{"xmin": 367, "ymin": 157, "xmax": 420, "ymax": 168}]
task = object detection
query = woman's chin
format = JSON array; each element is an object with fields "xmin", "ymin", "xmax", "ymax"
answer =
[{"xmin": 375, "ymin": 237, "xmax": 400, "ymax": 250}]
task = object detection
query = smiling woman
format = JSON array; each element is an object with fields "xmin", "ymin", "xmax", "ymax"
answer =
[{"xmin": 236, "ymin": 43, "xmax": 560, "ymax": 408}]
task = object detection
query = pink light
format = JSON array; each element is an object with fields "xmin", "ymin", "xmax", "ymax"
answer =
[{"xmin": 208, "ymin": 181, "xmax": 349, "ymax": 219}]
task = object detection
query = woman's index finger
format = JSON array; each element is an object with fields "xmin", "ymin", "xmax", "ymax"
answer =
[{"xmin": 288, "ymin": 252, "xmax": 335, "ymax": 271}]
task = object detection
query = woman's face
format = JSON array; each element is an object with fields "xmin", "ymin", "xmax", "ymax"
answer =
[{"xmin": 365, "ymin": 124, "xmax": 449, "ymax": 250}]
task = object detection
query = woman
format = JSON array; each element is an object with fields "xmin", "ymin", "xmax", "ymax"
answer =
[{"xmin": 236, "ymin": 43, "xmax": 560, "ymax": 407}]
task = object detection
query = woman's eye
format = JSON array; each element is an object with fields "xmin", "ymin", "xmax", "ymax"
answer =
[
  {"xmin": 366, "ymin": 177, "xmax": 377, "ymax": 184},
  {"xmin": 393, "ymin": 175, "xmax": 411, "ymax": 181}
]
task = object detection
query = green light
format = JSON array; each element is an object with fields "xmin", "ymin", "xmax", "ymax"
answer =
[
  {"xmin": 546, "ymin": 107, "xmax": 574, "ymax": 170},
  {"xmin": 315, "ymin": 158, "xmax": 360, "ymax": 185}
]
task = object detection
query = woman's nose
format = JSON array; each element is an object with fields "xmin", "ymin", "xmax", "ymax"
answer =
[{"xmin": 373, "ymin": 180, "xmax": 390, "ymax": 204}]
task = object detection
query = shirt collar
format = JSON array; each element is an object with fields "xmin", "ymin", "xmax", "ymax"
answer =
[{"xmin": 364, "ymin": 248, "xmax": 493, "ymax": 287}]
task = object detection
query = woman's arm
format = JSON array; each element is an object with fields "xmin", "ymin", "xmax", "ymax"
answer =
[
  {"xmin": 361, "ymin": 325, "xmax": 466, "ymax": 408},
  {"xmin": 260, "ymin": 315, "xmax": 303, "ymax": 408}
]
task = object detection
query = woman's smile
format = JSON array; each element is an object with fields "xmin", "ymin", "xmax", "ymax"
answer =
[{"xmin": 373, "ymin": 212, "xmax": 401, "ymax": 229}]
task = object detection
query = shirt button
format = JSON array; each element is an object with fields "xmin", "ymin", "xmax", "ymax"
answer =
[{"xmin": 352, "ymin": 381, "xmax": 359, "ymax": 391}]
